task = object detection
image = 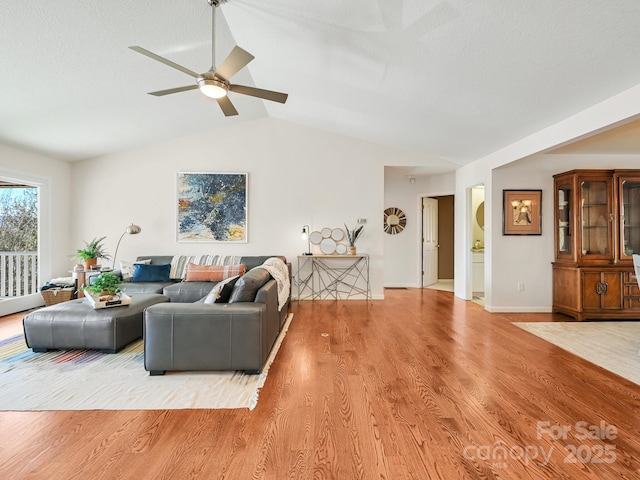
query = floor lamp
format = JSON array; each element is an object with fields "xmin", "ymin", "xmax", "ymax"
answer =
[{"xmin": 112, "ymin": 223, "xmax": 142, "ymax": 269}]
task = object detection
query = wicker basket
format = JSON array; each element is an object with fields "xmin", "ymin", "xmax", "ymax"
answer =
[{"xmin": 41, "ymin": 287, "xmax": 76, "ymax": 306}]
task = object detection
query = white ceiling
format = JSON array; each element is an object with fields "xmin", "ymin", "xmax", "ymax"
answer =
[{"xmin": 3, "ymin": 0, "xmax": 640, "ymax": 165}]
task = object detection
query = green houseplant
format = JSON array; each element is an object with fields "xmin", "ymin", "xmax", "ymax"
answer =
[
  {"xmin": 73, "ymin": 236, "xmax": 110, "ymax": 270},
  {"xmin": 344, "ymin": 224, "xmax": 364, "ymax": 254},
  {"xmin": 83, "ymin": 272, "xmax": 122, "ymax": 297}
]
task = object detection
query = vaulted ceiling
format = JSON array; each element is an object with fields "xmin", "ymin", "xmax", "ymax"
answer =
[{"xmin": 3, "ymin": 0, "xmax": 640, "ymax": 165}]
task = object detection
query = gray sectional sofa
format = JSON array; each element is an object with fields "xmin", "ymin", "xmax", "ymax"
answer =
[{"xmin": 117, "ymin": 255, "xmax": 291, "ymax": 375}]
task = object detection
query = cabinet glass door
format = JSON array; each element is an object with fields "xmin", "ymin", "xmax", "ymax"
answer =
[
  {"xmin": 581, "ymin": 180, "xmax": 612, "ymax": 257},
  {"xmin": 557, "ymin": 182, "xmax": 572, "ymax": 257},
  {"xmin": 620, "ymin": 178, "xmax": 640, "ymax": 259}
]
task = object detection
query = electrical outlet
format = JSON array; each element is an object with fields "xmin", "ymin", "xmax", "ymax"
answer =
[
  {"xmin": 517, "ymin": 282, "xmax": 525, "ymax": 292},
  {"xmin": 357, "ymin": 218, "xmax": 367, "ymax": 224}
]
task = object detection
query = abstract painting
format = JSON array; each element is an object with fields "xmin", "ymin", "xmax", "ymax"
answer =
[{"xmin": 177, "ymin": 172, "xmax": 248, "ymax": 242}]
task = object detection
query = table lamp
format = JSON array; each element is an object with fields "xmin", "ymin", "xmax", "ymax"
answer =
[{"xmin": 301, "ymin": 225, "xmax": 311, "ymax": 255}]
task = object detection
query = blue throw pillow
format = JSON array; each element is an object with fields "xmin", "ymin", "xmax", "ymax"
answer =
[{"xmin": 132, "ymin": 263, "xmax": 171, "ymax": 283}]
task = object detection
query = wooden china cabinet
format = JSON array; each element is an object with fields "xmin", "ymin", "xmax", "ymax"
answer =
[{"xmin": 552, "ymin": 169, "xmax": 640, "ymax": 320}]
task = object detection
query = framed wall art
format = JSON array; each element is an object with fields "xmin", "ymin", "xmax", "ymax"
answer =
[
  {"xmin": 503, "ymin": 189, "xmax": 542, "ymax": 235},
  {"xmin": 177, "ymin": 172, "xmax": 248, "ymax": 243}
]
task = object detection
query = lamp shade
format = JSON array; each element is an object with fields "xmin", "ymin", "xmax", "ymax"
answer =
[
  {"xmin": 301, "ymin": 224, "xmax": 311, "ymax": 255},
  {"xmin": 126, "ymin": 224, "xmax": 141, "ymax": 235}
]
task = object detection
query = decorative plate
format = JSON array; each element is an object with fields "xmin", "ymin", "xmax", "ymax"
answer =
[{"xmin": 384, "ymin": 207, "xmax": 407, "ymax": 234}]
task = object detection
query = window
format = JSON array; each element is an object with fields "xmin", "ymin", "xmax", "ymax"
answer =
[{"xmin": 0, "ymin": 182, "xmax": 39, "ymax": 298}]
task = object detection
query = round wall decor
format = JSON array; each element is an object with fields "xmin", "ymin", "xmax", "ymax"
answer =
[
  {"xmin": 309, "ymin": 231, "xmax": 323, "ymax": 244},
  {"xmin": 384, "ymin": 207, "xmax": 407, "ymax": 234}
]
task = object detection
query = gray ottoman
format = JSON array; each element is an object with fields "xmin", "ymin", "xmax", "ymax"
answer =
[{"xmin": 23, "ymin": 293, "xmax": 170, "ymax": 353}]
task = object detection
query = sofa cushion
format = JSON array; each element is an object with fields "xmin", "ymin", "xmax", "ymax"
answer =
[
  {"xmin": 133, "ymin": 264, "xmax": 171, "ymax": 283},
  {"xmin": 228, "ymin": 268, "xmax": 271, "ymax": 303},
  {"xmin": 120, "ymin": 281, "xmax": 174, "ymax": 295},
  {"xmin": 184, "ymin": 263, "xmax": 246, "ymax": 282},
  {"xmin": 203, "ymin": 275, "xmax": 241, "ymax": 304},
  {"xmin": 162, "ymin": 282, "xmax": 217, "ymax": 303}
]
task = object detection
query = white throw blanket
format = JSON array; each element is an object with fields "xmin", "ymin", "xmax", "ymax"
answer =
[{"xmin": 256, "ymin": 257, "xmax": 290, "ymax": 311}]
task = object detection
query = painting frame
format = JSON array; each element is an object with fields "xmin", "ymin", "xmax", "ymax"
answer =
[
  {"xmin": 503, "ymin": 189, "xmax": 542, "ymax": 236},
  {"xmin": 177, "ymin": 172, "xmax": 248, "ymax": 243}
]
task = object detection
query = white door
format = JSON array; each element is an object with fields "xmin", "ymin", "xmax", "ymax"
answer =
[{"xmin": 422, "ymin": 197, "xmax": 438, "ymax": 286}]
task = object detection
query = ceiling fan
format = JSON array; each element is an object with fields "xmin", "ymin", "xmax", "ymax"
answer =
[{"xmin": 129, "ymin": 0, "xmax": 288, "ymax": 116}]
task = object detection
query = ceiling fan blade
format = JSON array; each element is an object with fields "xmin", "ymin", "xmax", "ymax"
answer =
[
  {"xmin": 229, "ymin": 84, "xmax": 288, "ymax": 104},
  {"xmin": 214, "ymin": 46, "xmax": 254, "ymax": 81},
  {"xmin": 129, "ymin": 46, "xmax": 200, "ymax": 78},
  {"xmin": 216, "ymin": 96, "xmax": 239, "ymax": 116},
  {"xmin": 148, "ymin": 85, "xmax": 199, "ymax": 96}
]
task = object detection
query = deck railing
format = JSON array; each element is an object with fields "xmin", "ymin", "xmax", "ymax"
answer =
[{"xmin": 0, "ymin": 252, "xmax": 39, "ymax": 297}]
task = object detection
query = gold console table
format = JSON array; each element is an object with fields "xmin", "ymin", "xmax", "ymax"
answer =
[{"xmin": 296, "ymin": 254, "xmax": 370, "ymax": 302}]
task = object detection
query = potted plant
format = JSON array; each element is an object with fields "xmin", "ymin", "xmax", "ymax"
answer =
[
  {"xmin": 83, "ymin": 272, "xmax": 122, "ymax": 300},
  {"xmin": 73, "ymin": 236, "xmax": 110, "ymax": 270},
  {"xmin": 344, "ymin": 224, "xmax": 364, "ymax": 254}
]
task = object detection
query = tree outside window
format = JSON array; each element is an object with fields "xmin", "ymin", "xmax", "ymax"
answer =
[{"xmin": 0, "ymin": 187, "xmax": 38, "ymax": 296}]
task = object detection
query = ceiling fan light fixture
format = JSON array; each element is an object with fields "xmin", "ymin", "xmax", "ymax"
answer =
[{"xmin": 198, "ymin": 78, "xmax": 228, "ymax": 99}]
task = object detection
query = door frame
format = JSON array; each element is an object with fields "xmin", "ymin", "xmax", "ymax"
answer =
[
  {"xmin": 0, "ymin": 170, "xmax": 51, "ymax": 316},
  {"xmin": 418, "ymin": 190, "xmax": 454, "ymax": 288}
]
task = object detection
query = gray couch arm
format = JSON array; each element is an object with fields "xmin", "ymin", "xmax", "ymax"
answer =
[
  {"xmin": 143, "ymin": 279, "xmax": 281, "ymax": 375},
  {"xmin": 144, "ymin": 303, "xmax": 267, "ymax": 374}
]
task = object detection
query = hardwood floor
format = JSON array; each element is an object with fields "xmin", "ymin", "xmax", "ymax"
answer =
[
  {"xmin": 1, "ymin": 289, "xmax": 639, "ymax": 479},
  {"xmin": 0, "ymin": 312, "xmax": 26, "ymax": 339}
]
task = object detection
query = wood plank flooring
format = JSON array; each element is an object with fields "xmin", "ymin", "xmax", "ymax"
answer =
[{"xmin": 1, "ymin": 288, "xmax": 639, "ymax": 479}]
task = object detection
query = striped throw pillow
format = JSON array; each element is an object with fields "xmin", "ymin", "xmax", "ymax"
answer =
[{"xmin": 183, "ymin": 263, "xmax": 246, "ymax": 282}]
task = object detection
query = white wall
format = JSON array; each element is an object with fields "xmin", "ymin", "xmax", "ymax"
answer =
[
  {"xmin": 455, "ymin": 160, "xmax": 490, "ymax": 300},
  {"xmin": 455, "ymin": 83, "xmax": 640, "ymax": 309},
  {"xmin": 490, "ymin": 162, "xmax": 553, "ymax": 311},
  {"xmin": 0, "ymin": 143, "xmax": 71, "ymax": 315},
  {"xmin": 383, "ymin": 170, "xmax": 455, "ymax": 287},
  {"xmin": 70, "ymin": 118, "xmax": 452, "ymax": 299}
]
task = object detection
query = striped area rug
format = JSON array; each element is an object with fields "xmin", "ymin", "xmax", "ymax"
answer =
[{"xmin": 0, "ymin": 313, "xmax": 292, "ymax": 411}]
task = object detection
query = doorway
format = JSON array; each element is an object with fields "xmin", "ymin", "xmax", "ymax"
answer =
[
  {"xmin": 422, "ymin": 195, "xmax": 454, "ymax": 289},
  {"xmin": 0, "ymin": 175, "xmax": 44, "ymax": 316},
  {"xmin": 470, "ymin": 185, "xmax": 485, "ymax": 304}
]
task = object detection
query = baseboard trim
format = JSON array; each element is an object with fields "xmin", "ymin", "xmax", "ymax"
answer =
[
  {"xmin": 294, "ymin": 294, "xmax": 384, "ymax": 301},
  {"xmin": 0, "ymin": 293, "xmax": 43, "ymax": 317}
]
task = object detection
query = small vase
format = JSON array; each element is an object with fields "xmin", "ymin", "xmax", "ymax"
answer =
[{"xmin": 348, "ymin": 246, "xmax": 357, "ymax": 255}]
